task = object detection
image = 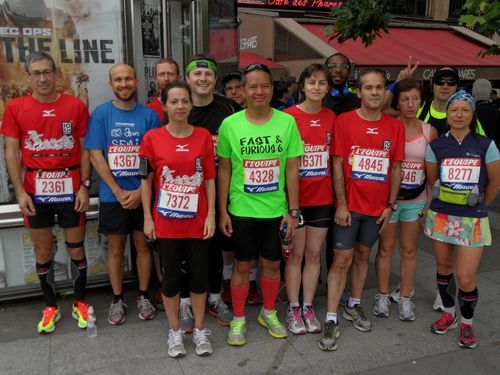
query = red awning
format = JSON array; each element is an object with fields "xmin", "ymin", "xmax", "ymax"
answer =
[
  {"xmin": 239, "ymin": 52, "xmax": 286, "ymax": 69},
  {"xmin": 301, "ymin": 24, "xmax": 500, "ymax": 67}
]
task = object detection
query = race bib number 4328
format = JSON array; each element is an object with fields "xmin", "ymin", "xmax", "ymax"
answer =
[
  {"xmin": 441, "ymin": 158, "xmax": 480, "ymax": 188},
  {"xmin": 108, "ymin": 145, "xmax": 140, "ymax": 177},
  {"xmin": 34, "ymin": 171, "xmax": 74, "ymax": 204},
  {"xmin": 243, "ymin": 158, "xmax": 280, "ymax": 193},
  {"xmin": 351, "ymin": 148, "xmax": 390, "ymax": 183}
]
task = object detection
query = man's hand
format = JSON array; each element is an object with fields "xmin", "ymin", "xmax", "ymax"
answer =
[
  {"xmin": 121, "ymin": 188, "xmax": 142, "ymax": 209},
  {"xmin": 397, "ymin": 56, "xmax": 420, "ymax": 81},
  {"xmin": 335, "ymin": 205, "xmax": 351, "ymax": 227},
  {"xmin": 74, "ymin": 186, "xmax": 89, "ymax": 212},
  {"xmin": 18, "ymin": 192, "xmax": 36, "ymax": 216},
  {"xmin": 219, "ymin": 211, "xmax": 233, "ymax": 237}
]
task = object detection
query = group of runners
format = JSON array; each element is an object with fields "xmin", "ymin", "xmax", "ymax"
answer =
[{"xmin": 1, "ymin": 50, "xmax": 498, "ymax": 358}]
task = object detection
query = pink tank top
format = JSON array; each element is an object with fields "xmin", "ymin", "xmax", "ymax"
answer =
[{"xmin": 399, "ymin": 121, "xmax": 430, "ymax": 203}]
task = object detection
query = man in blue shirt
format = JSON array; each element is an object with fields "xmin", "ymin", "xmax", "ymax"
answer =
[{"xmin": 85, "ymin": 63, "xmax": 161, "ymax": 325}]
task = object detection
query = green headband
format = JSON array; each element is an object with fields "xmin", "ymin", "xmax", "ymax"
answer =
[{"xmin": 185, "ymin": 60, "xmax": 217, "ymax": 75}]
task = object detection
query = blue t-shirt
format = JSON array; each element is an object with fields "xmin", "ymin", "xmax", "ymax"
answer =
[
  {"xmin": 85, "ymin": 101, "xmax": 161, "ymax": 202},
  {"xmin": 425, "ymin": 132, "xmax": 500, "ymax": 218}
]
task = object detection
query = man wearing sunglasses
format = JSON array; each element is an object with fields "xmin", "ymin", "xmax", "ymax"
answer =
[
  {"xmin": 418, "ymin": 67, "xmax": 459, "ymax": 136},
  {"xmin": 323, "ymin": 53, "xmax": 360, "ymax": 116},
  {"xmin": 218, "ymin": 63, "xmax": 303, "ymax": 346}
]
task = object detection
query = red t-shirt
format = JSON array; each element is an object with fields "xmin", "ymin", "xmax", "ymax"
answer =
[
  {"xmin": 285, "ymin": 105, "xmax": 335, "ymax": 207},
  {"xmin": 1, "ymin": 94, "xmax": 89, "ymax": 195},
  {"xmin": 147, "ymin": 99, "xmax": 164, "ymax": 124},
  {"xmin": 139, "ymin": 126, "xmax": 216, "ymax": 239},
  {"xmin": 331, "ymin": 110, "xmax": 405, "ymax": 216}
]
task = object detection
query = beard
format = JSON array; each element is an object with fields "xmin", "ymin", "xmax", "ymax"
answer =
[{"xmin": 113, "ymin": 88, "xmax": 136, "ymax": 102}]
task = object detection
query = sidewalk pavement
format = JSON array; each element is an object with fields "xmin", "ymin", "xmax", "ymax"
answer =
[{"xmin": 1, "ymin": 214, "xmax": 500, "ymax": 374}]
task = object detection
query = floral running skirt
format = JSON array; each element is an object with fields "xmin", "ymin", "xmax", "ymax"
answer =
[{"xmin": 424, "ymin": 210, "xmax": 491, "ymax": 247}]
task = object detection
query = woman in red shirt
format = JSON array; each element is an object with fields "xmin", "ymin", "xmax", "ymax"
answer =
[{"xmin": 139, "ymin": 81, "xmax": 216, "ymax": 358}]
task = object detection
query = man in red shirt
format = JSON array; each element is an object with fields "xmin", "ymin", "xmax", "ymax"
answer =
[
  {"xmin": 147, "ymin": 58, "xmax": 181, "ymax": 122},
  {"xmin": 1, "ymin": 51, "xmax": 91, "ymax": 334},
  {"xmin": 319, "ymin": 68, "xmax": 404, "ymax": 351}
]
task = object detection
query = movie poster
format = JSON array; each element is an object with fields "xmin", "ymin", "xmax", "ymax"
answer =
[
  {"xmin": 141, "ymin": 0, "xmax": 161, "ymax": 58},
  {"xmin": 0, "ymin": 0, "xmax": 124, "ymax": 204}
]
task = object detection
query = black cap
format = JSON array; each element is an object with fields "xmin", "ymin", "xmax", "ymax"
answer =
[
  {"xmin": 222, "ymin": 72, "xmax": 242, "ymax": 86},
  {"xmin": 432, "ymin": 67, "xmax": 459, "ymax": 83}
]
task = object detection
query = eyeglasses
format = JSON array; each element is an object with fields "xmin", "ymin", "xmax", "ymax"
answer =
[
  {"xmin": 327, "ymin": 63, "xmax": 350, "ymax": 71},
  {"xmin": 244, "ymin": 63, "xmax": 271, "ymax": 75},
  {"xmin": 434, "ymin": 78, "xmax": 458, "ymax": 86},
  {"xmin": 29, "ymin": 69, "xmax": 55, "ymax": 78}
]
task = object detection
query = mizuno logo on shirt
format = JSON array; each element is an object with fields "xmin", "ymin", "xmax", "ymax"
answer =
[
  {"xmin": 366, "ymin": 128, "xmax": 378, "ymax": 135},
  {"xmin": 176, "ymin": 144, "xmax": 189, "ymax": 152},
  {"xmin": 310, "ymin": 119, "xmax": 321, "ymax": 127},
  {"xmin": 42, "ymin": 109, "xmax": 55, "ymax": 117}
]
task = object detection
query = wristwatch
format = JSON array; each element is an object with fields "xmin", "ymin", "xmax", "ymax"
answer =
[
  {"xmin": 289, "ymin": 208, "xmax": 301, "ymax": 218},
  {"xmin": 81, "ymin": 179, "xmax": 92, "ymax": 189},
  {"xmin": 388, "ymin": 202, "xmax": 398, "ymax": 212}
]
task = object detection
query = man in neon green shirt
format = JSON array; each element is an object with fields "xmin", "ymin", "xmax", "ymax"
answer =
[{"xmin": 217, "ymin": 64, "xmax": 304, "ymax": 346}]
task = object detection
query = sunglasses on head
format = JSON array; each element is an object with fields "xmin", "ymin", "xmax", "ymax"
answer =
[
  {"xmin": 244, "ymin": 63, "xmax": 271, "ymax": 75},
  {"xmin": 434, "ymin": 78, "xmax": 458, "ymax": 86}
]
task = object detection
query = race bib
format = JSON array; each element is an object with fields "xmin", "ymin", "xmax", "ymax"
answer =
[
  {"xmin": 351, "ymin": 148, "xmax": 390, "ymax": 182},
  {"xmin": 299, "ymin": 145, "xmax": 329, "ymax": 178},
  {"xmin": 441, "ymin": 158, "xmax": 480, "ymax": 189},
  {"xmin": 157, "ymin": 184, "xmax": 199, "ymax": 219},
  {"xmin": 401, "ymin": 161, "xmax": 425, "ymax": 189},
  {"xmin": 34, "ymin": 171, "xmax": 74, "ymax": 204},
  {"xmin": 243, "ymin": 158, "xmax": 280, "ymax": 193},
  {"xmin": 108, "ymin": 145, "xmax": 140, "ymax": 177}
]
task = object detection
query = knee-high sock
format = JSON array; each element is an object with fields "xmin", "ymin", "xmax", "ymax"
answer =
[{"xmin": 36, "ymin": 260, "xmax": 57, "ymax": 306}]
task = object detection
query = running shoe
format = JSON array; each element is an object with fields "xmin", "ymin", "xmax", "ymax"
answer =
[
  {"xmin": 72, "ymin": 300, "xmax": 90, "ymax": 328},
  {"xmin": 302, "ymin": 305, "xmax": 322, "ymax": 333},
  {"xmin": 227, "ymin": 319, "xmax": 246, "ymax": 346},
  {"xmin": 389, "ymin": 285, "xmax": 415, "ymax": 303},
  {"xmin": 343, "ymin": 304, "xmax": 372, "ymax": 332},
  {"xmin": 192, "ymin": 328, "xmax": 213, "ymax": 356},
  {"xmin": 458, "ymin": 323, "xmax": 477, "ymax": 349},
  {"xmin": 168, "ymin": 328, "xmax": 187, "ymax": 358},
  {"xmin": 37, "ymin": 306, "xmax": 61, "ymax": 334},
  {"xmin": 398, "ymin": 298, "xmax": 416, "ymax": 322},
  {"xmin": 318, "ymin": 320, "xmax": 340, "ymax": 351},
  {"xmin": 285, "ymin": 306, "xmax": 306, "ymax": 335},
  {"xmin": 137, "ymin": 296, "xmax": 156, "ymax": 320},
  {"xmin": 179, "ymin": 302, "xmax": 194, "ymax": 333},
  {"xmin": 372, "ymin": 293, "xmax": 391, "ymax": 318},
  {"xmin": 257, "ymin": 309, "xmax": 288, "ymax": 339},
  {"xmin": 221, "ymin": 279, "xmax": 231, "ymax": 304},
  {"xmin": 430, "ymin": 312, "xmax": 458, "ymax": 334},
  {"xmin": 339, "ymin": 290, "xmax": 350, "ymax": 307},
  {"xmin": 208, "ymin": 299, "xmax": 231, "ymax": 326},
  {"xmin": 108, "ymin": 299, "xmax": 128, "ymax": 325},
  {"xmin": 247, "ymin": 281, "xmax": 262, "ymax": 305},
  {"xmin": 433, "ymin": 289, "xmax": 444, "ymax": 312}
]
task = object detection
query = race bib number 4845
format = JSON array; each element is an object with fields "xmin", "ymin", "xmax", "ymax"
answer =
[
  {"xmin": 441, "ymin": 158, "xmax": 480, "ymax": 188},
  {"xmin": 34, "ymin": 171, "xmax": 74, "ymax": 204},
  {"xmin": 108, "ymin": 145, "xmax": 140, "ymax": 177},
  {"xmin": 243, "ymin": 158, "xmax": 280, "ymax": 193},
  {"xmin": 351, "ymin": 148, "xmax": 390, "ymax": 182}
]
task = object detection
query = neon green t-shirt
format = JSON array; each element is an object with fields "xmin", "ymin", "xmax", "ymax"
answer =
[{"xmin": 217, "ymin": 109, "xmax": 304, "ymax": 218}]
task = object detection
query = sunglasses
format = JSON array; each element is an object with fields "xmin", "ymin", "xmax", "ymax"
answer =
[
  {"xmin": 244, "ymin": 63, "xmax": 271, "ymax": 75},
  {"xmin": 327, "ymin": 63, "xmax": 350, "ymax": 71},
  {"xmin": 434, "ymin": 78, "xmax": 458, "ymax": 86}
]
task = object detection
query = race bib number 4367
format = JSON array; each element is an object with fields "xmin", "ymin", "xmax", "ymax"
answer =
[
  {"xmin": 108, "ymin": 145, "xmax": 140, "ymax": 177},
  {"xmin": 351, "ymin": 148, "xmax": 390, "ymax": 182},
  {"xmin": 243, "ymin": 158, "xmax": 280, "ymax": 193}
]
